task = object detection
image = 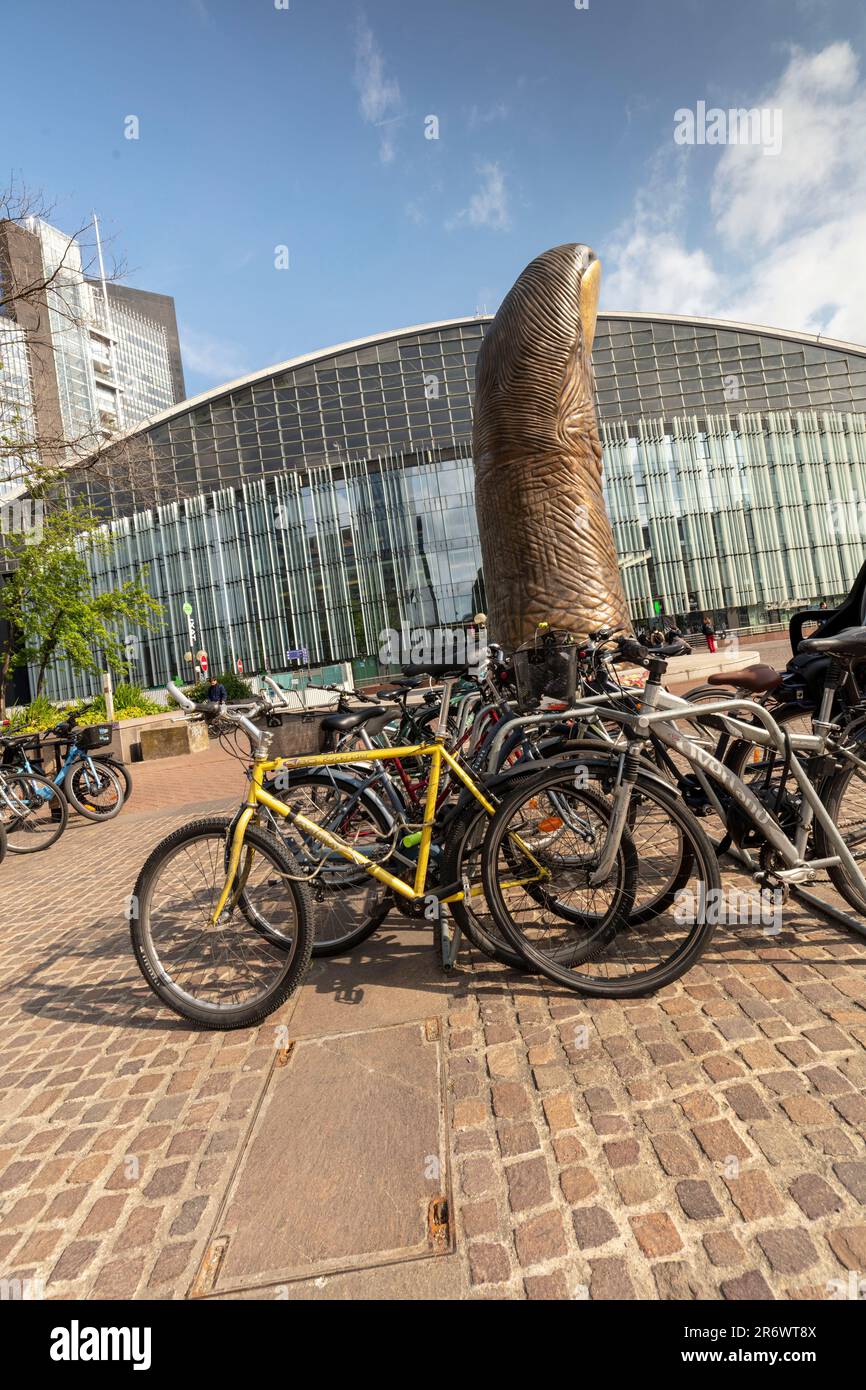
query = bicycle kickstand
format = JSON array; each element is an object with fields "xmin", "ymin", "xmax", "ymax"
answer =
[{"xmin": 435, "ymin": 897, "xmax": 462, "ymax": 972}]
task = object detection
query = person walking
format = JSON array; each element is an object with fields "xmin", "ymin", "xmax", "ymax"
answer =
[
  {"xmin": 701, "ymin": 615, "xmax": 717, "ymax": 653},
  {"xmin": 206, "ymin": 674, "xmax": 229, "ymax": 704}
]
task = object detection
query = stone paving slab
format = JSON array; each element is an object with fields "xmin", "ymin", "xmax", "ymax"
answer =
[{"xmin": 0, "ymin": 753, "xmax": 864, "ymax": 1300}]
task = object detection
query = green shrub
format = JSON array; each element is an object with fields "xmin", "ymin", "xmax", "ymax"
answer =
[
  {"xmin": 113, "ymin": 682, "xmax": 161, "ymax": 714},
  {"xmin": 187, "ymin": 671, "xmax": 254, "ymax": 702},
  {"xmin": 3, "ymin": 695, "xmax": 65, "ymax": 734},
  {"xmin": 83, "ymin": 684, "xmax": 161, "ymax": 719}
]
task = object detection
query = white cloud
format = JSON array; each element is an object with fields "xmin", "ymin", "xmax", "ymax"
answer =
[
  {"xmin": 605, "ymin": 42, "xmax": 866, "ymax": 344},
  {"xmin": 468, "ymin": 102, "xmax": 508, "ymax": 129},
  {"xmin": 605, "ymin": 160, "xmax": 722, "ymax": 315},
  {"xmin": 448, "ymin": 162, "xmax": 510, "ymax": 233},
  {"xmin": 712, "ymin": 42, "xmax": 862, "ymax": 249},
  {"xmin": 180, "ymin": 326, "xmax": 250, "ymax": 386},
  {"xmin": 354, "ymin": 18, "xmax": 402, "ymax": 164}
]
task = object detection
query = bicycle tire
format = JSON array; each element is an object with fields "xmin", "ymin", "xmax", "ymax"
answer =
[
  {"xmin": 520, "ymin": 740, "xmax": 695, "ymax": 925},
  {"xmin": 481, "ymin": 768, "xmax": 720, "ymax": 996},
  {"xmin": 131, "ymin": 817, "xmax": 314, "ymax": 1028},
  {"xmin": 439, "ymin": 802, "xmax": 535, "ymax": 971},
  {"xmin": 812, "ymin": 753, "xmax": 866, "ymax": 915},
  {"xmin": 93, "ymin": 755, "xmax": 133, "ymax": 804},
  {"xmin": 66, "ymin": 759, "xmax": 125, "ymax": 820},
  {"xmin": 0, "ymin": 771, "xmax": 68, "ymax": 852},
  {"xmin": 262, "ymin": 770, "xmax": 394, "ymax": 956}
]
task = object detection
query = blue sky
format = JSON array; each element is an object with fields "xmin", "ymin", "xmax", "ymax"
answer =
[{"xmin": 5, "ymin": 0, "xmax": 866, "ymax": 396}]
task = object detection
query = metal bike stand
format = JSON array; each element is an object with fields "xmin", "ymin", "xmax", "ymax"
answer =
[
  {"xmin": 787, "ymin": 885, "xmax": 866, "ymax": 940},
  {"xmin": 719, "ymin": 843, "xmax": 866, "ymax": 940}
]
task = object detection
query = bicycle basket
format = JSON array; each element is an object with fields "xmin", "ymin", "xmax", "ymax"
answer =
[
  {"xmin": 74, "ymin": 724, "xmax": 113, "ymax": 751},
  {"xmin": 511, "ymin": 630, "xmax": 579, "ymax": 712},
  {"xmin": 252, "ymin": 708, "xmax": 338, "ymax": 757}
]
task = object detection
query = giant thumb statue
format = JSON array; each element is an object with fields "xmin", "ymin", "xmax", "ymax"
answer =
[{"xmin": 472, "ymin": 243, "xmax": 631, "ymax": 648}]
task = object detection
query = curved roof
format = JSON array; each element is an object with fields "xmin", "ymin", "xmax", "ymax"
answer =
[{"xmin": 116, "ymin": 311, "xmax": 866, "ymax": 443}]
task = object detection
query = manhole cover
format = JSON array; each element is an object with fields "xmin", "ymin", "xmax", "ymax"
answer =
[{"xmin": 191, "ymin": 1019, "xmax": 451, "ymax": 1296}]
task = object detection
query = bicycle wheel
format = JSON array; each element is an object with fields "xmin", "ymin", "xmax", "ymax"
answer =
[
  {"xmin": 131, "ymin": 817, "xmax": 314, "ymax": 1028},
  {"xmin": 263, "ymin": 770, "xmax": 394, "ymax": 956},
  {"xmin": 66, "ymin": 759, "xmax": 125, "ymax": 820},
  {"xmin": 482, "ymin": 767, "xmax": 720, "ymax": 995},
  {"xmin": 812, "ymin": 743, "xmax": 866, "ymax": 914},
  {"xmin": 712, "ymin": 703, "xmax": 814, "ymax": 854},
  {"xmin": 0, "ymin": 771, "xmax": 68, "ymax": 852},
  {"xmin": 533, "ymin": 740, "xmax": 695, "ymax": 924},
  {"xmin": 439, "ymin": 802, "xmax": 534, "ymax": 971},
  {"xmin": 93, "ymin": 755, "xmax": 133, "ymax": 804}
]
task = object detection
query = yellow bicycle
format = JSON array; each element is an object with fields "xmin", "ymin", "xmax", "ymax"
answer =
[{"xmin": 130, "ymin": 676, "xmax": 634, "ymax": 1027}]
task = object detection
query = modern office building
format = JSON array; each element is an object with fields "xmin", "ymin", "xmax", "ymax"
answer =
[
  {"xmin": 41, "ymin": 311, "xmax": 866, "ymax": 700},
  {"xmin": 0, "ymin": 213, "xmax": 186, "ymax": 702},
  {"xmin": 0, "ymin": 215, "xmax": 185, "ymax": 473}
]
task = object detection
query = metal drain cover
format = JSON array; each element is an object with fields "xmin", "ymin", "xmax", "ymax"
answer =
[{"xmin": 191, "ymin": 1019, "xmax": 450, "ymax": 1296}]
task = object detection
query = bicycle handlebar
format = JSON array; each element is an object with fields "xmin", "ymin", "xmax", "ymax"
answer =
[
  {"xmin": 613, "ymin": 635, "xmax": 691, "ymax": 666},
  {"xmin": 166, "ymin": 682, "xmax": 266, "ymax": 746},
  {"xmin": 262, "ymin": 675, "xmax": 291, "ymax": 706}
]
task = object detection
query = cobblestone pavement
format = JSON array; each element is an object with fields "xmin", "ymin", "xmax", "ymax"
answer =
[{"xmin": 0, "ymin": 745, "xmax": 865, "ymax": 1300}]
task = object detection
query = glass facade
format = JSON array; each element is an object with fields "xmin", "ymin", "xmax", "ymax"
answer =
[
  {"xmin": 45, "ymin": 312, "xmax": 866, "ymax": 699},
  {"xmin": 91, "ymin": 293, "xmax": 176, "ymax": 426},
  {"xmin": 46, "ymin": 408, "xmax": 866, "ymax": 700},
  {"xmin": 45, "ymin": 443, "xmax": 482, "ymax": 698},
  {"xmin": 0, "ymin": 318, "xmax": 35, "ymax": 501},
  {"xmin": 84, "ymin": 312, "xmax": 866, "ymax": 516}
]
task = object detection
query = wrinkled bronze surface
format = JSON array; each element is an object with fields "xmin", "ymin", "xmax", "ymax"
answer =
[{"xmin": 473, "ymin": 243, "xmax": 631, "ymax": 649}]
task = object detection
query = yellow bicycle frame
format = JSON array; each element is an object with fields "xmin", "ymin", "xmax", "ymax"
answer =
[{"xmin": 210, "ymin": 740, "xmax": 546, "ymax": 924}]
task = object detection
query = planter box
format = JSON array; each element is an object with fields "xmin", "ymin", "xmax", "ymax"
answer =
[
  {"xmin": 108, "ymin": 712, "xmax": 193, "ymax": 762},
  {"xmin": 139, "ymin": 720, "xmax": 209, "ymax": 760}
]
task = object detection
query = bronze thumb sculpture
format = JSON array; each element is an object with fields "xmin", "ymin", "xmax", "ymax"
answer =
[{"xmin": 472, "ymin": 243, "xmax": 631, "ymax": 649}]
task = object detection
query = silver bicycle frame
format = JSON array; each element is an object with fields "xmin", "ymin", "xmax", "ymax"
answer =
[{"xmin": 583, "ymin": 686, "xmax": 866, "ymax": 892}]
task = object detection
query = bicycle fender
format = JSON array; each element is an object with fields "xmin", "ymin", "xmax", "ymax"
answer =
[
  {"xmin": 483, "ymin": 752, "xmax": 679, "ymax": 798},
  {"xmin": 271, "ymin": 765, "xmax": 397, "ymax": 830}
]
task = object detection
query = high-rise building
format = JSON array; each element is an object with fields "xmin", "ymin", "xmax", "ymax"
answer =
[
  {"xmin": 0, "ymin": 212, "xmax": 186, "ymax": 703},
  {"xmin": 0, "ymin": 215, "xmax": 185, "ymax": 480}
]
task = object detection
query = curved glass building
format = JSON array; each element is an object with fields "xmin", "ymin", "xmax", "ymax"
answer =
[{"xmin": 48, "ymin": 312, "xmax": 866, "ymax": 698}]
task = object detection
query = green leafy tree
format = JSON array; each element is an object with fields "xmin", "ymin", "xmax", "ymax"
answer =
[{"xmin": 0, "ymin": 501, "xmax": 162, "ymax": 712}]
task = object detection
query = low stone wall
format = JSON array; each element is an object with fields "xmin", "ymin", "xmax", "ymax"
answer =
[
  {"xmin": 107, "ymin": 713, "xmax": 192, "ymax": 762},
  {"xmin": 138, "ymin": 719, "xmax": 210, "ymax": 760}
]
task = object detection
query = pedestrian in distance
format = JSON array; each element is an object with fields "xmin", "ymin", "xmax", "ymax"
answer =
[
  {"xmin": 701, "ymin": 614, "xmax": 717, "ymax": 653},
  {"xmin": 207, "ymin": 675, "xmax": 229, "ymax": 704}
]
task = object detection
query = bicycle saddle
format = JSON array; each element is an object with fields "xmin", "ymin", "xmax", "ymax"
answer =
[
  {"xmin": 375, "ymin": 677, "xmax": 419, "ymax": 697},
  {"xmin": 707, "ymin": 664, "xmax": 782, "ymax": 692},
  {"xmin": 320, "ymin": 705, "xmax": 387, "ymax": 732},
  {"xmin": 403, "ymin": 662, "xmax": 470, "ymax": 678},
  {"xmin": 799, "ymin": 625, "xmax": 866, "ymax": 656}
]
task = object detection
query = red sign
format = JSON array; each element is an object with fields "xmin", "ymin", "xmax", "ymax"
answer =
[
  {"xmin": 237, "ymin": 658, "xmax": 244, "ymax": 674},
  {"xmin": 200, "ymin": 655, "xmax": 208, "ymax": 673}
]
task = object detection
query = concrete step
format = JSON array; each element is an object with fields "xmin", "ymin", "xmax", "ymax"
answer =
[{"xmin": 664, "ymin": 648, "xmax": 761, "ymax": 687}]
